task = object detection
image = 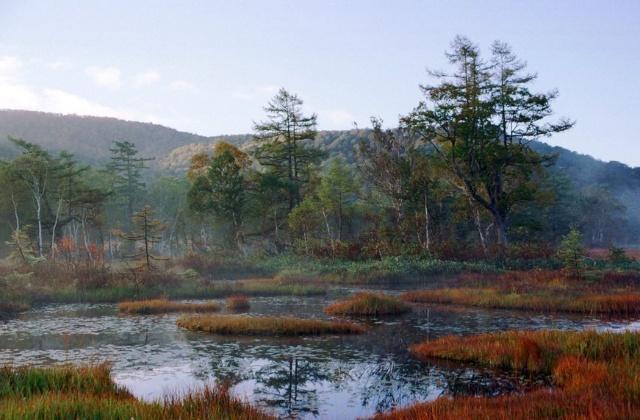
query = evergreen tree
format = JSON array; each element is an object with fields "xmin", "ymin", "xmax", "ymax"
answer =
[
  {"xmin": 122, "ymin": 205, "xmax": 166, "ymax": 270},
  {"xmin": 107, "ymin": 141, "xmax": 153, "ymax": 225},
  {"xmin": 253, "ymin": 88, "xmax": 324, "ymax": 210},
  {"xmin": 405, "ymin": 36, "xmax": 573, "ymax": 249}
]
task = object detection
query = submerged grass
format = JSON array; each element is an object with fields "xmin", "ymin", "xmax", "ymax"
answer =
[
  {"xmin": 118, "ymin": 299, "xmax": 220, "ymax": 314},
  {"xmin": 324, "ymin": 292, "xmax": 410, "ymax": 316},
  {"xmin": 375, "ymin": 330, "xmax": 640, "ymax": 420},
  {"xmin": 177, "ymin": 314, "xmax": 366, "ymax": 336},
  {"xmin": 0, "ymin": 364, "xmax": 274, "ymax": 420}
]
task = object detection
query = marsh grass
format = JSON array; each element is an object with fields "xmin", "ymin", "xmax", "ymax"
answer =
[
  {"xmin": 118, "ymin": 299, "xmax": 220, "ymax": 315},
  {"xmin": 0, "ymin": 364, "xmax": 274, "ymax": 419},
  {"xmin": 0, "ymin": 302, "xmax": 29, "ymax": 316},
  {"xmin": 226, "ymin": 295, "xmax": 250, "ymax": 311},
  {"xmin": 177, "ymin": 314, "xmax": 366, "ymax": 336},
  {"xmin": 324, "ymin": 292, "xmax": 410, "ymax": 316},
  {"xmin": 375, "ymin": 330, "xmax": 640, "ymax": 420},
  {"xmin": 402, "ymin": 270, "xmax": 640, "ymax": 315}
]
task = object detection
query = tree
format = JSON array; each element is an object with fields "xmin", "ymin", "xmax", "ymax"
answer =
[
  {"xmin": 317, "ymin": 157, "xmax": 360, "ymax": 242},
  {"xmin": 253, "ymin": 88, "xmax": 324, "ymax": 210},
  {"xmin": 188, "ymin": 146, "xmax": 247, "ymax": 250},
  {"xmin": 6, "ymin": 138, "xmax": 56, "ymax": 257},
  {"xmin": 557, "ymin": 228, "xmax": 585, "ymax": 278},
  {"xmin": 357, "ymin": 120, "xmax": 441, "ymax": 251},
  {"xmin": 122, "ymin": 205, "xmax": 166, "ymax": 270},
  {"xmin": 107, "ymin": 141, "xmax": 153, "ymax": 225},
  {"xmin": 405, "ymin": 36, "xmax": 573, "ymax": 250}
]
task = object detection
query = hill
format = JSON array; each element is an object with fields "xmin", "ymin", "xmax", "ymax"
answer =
[{"xmin": 0, "ymin": 110, "xmax": 216, "ymax": 165}]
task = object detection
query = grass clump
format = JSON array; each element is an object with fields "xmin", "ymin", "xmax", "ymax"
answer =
[
  {"xmin": 226, "ymin": 295, "xmax": 250, "ymax": 311},
  {"xmin": 375, "ymin": 330, "xmax": 640, "ymax": 420},
  {"xmin": 177, "ymin": 314, "xmax": 366, "ymax": 336},
  {"xmin": 118, "ymin": 299, "xmax": 220, "ymax": 315},
  {"xmin": 324, "ymin": 292, "xmax": 410, "ymax": 316},
  {"xmin": 0, "ymin": 364, "xmax": 122, "ymax": 398},
  {"xmin": 0, "ymin": 364, "xmax": 274, "ymax": 419}
]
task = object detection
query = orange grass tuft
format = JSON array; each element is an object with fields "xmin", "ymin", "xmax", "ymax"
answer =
[
  {"xmin": 324, "ymin": 292, "xmax": 410, "ymax": 316},
  {"xmin": 375, "ymin": 330, "xmax": 640, "ymax": 420},
  {"xmin": 177, "ymin": 314, "xmax": 366, "ymax": 336},
  {"xmin": 118, "ymin": 299, "xmax": 220, "ymax": 315}
]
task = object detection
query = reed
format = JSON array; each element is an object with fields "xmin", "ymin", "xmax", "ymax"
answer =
[
  {"xmin": 324, "ymin": 292, "xmax": 410, "ymax": 316},
  {"xmin": 177, "ymin": 314, "xmax": 366, "ymax": 336},
  {"xmin": 118, "ymin": 299, "xmax": 220, "ymax": 315}
]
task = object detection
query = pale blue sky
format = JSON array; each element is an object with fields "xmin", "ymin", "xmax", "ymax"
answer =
[{"xmin": 0, "ymin": 0, "xmax": 638, "ymax": 165}]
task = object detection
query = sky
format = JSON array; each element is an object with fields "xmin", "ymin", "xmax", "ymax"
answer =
[{"xmin": 0, "ymin": 0, "xmax": 638, "ymax": 165}]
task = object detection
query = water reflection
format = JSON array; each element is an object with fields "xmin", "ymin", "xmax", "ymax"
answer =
[{"xmin": 1, "ymin": 289, "xmax": 639, "ymax": 418}]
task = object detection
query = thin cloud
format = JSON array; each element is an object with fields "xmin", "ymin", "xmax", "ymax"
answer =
[
  {"xmin": 133, "ymin": 70, "xmax": 161, "ymax": 88},
  {"xmin": 85, "ymin": 66, "xmax": 122, "ymax": 89},
  {"xmin": 169, "ymin": 79, "xmax": 196, "ymax": 92}
]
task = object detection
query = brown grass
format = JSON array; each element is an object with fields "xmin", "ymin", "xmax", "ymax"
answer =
[
  {"xmin": 118, "ymin": 299, "xmax": 220, "ymax": 315},
  {"xmin": 376, "ymin": 330, "xmax": 640, "ymax": 420},
  {"xmin": 0, "ymin": 302, "xmax": 29, "ymax": 315},
  {"xmin": 177, "ymin": 314, "xmax": 366, "ymax": 336},
  {"xmin": 402, "ymin": 270, "xmax": 640, "ymax": 315},
  {"xmin": 324, "ymin": 292, "xmax": 410, "ymax": 316},
  {"xmin": 226, "ymin": 295, "xmax": 250, "ymax": 311}
]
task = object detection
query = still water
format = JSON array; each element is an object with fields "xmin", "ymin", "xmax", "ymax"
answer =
[{"xmin": 0, "ymin": 286, "xmax": 637, "ymax": 419}]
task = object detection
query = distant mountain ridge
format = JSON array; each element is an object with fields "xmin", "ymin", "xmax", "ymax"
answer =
[
  {"xmin": 0, "ymin": 109, "xmax": 638, "ymax": 196},
  {"xmin": 0, "ymin": 110, "xmax": 217, "ymax": 166}
]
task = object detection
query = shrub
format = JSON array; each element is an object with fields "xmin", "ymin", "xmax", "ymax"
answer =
[{"xmin": 557, "ymin": 228, "xmax": 586, "ymax": 278}]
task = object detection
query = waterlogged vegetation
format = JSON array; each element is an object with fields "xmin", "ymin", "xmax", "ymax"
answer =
[
  {"xmin": 177, "ymin": 314, "xmax": 366, "ymax": 336},
  {"xmin": 0, "ymin": 365, "xmax": 273, "ymax": 419},
  {"xmin": 376, "ymin": 330, "xmax": 640, "ymax": 419},
  {"xmin": 226, "ymin": 295, "xmax": 250, "ymax": 311},
  {"xmin": 324, "ymin": 292, "xmax": 410, "ymax": 316},
  {"xmin": 402, "ymin": 270, "xmax": 640, "ymax": 315},
  {"xmin": 118, "ymin": 299, "xmax": 220, "ymax": 315}
]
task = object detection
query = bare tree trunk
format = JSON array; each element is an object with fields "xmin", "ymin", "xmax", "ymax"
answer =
[
  {"xmin": 50, "ymin": 198, "xmax": 63, "ymax": 260},
  {"xmin": 424, "ymin": 191, "xmax": 430, "ymax": 252},
  {"xmin": 10, "ymin": 192, "xmax": 20, "ymax": 231}
]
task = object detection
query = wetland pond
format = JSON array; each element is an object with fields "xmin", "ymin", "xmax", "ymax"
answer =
[{"xmin": 1, "ymin": 284, "xmax": 638, "ymax": 419}]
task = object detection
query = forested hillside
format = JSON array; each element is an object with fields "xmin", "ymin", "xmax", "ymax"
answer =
[{"xmin": 0, "ymin": 110, "xmax": 212, "ymax": 165}]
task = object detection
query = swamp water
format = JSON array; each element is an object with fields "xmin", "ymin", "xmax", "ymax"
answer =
[{"xmin": 1, "ymin": 285, "xmax": 638, "ymax": 419}]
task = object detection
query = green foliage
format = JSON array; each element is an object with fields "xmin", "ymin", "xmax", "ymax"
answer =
[
  {"xmin": 558, "ymin": 228, "xmax": 586, "ymax": 278},
  {"xmin": 253, "ymin": 88, "xmax": 325, "ymax": 210},
  {"xmin": 608, "ymin": 246, "xmax": 634, "ymax": 266}
]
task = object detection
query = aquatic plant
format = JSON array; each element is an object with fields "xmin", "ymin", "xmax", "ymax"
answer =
[
  {"xmin": 118, "ymin": 299, "xmax": 220, "ymax": 314},
  {"xmin": 177, "ymin": 314, "xmax": 366, "ymax": 336},
  {"xmin": 0, "ymin": 364, "xmax": 274, "ymax": 419},
  {"xmin": 226, "ymin": 295, "xmax": 250, "ymax": 311},
  {"xmin": 324, "ymin": 292, "xmax": 410, "ymax": 316},
  {"xmin": 375, "ymin": 330, "xmax": 640, "ymax": 419}
]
